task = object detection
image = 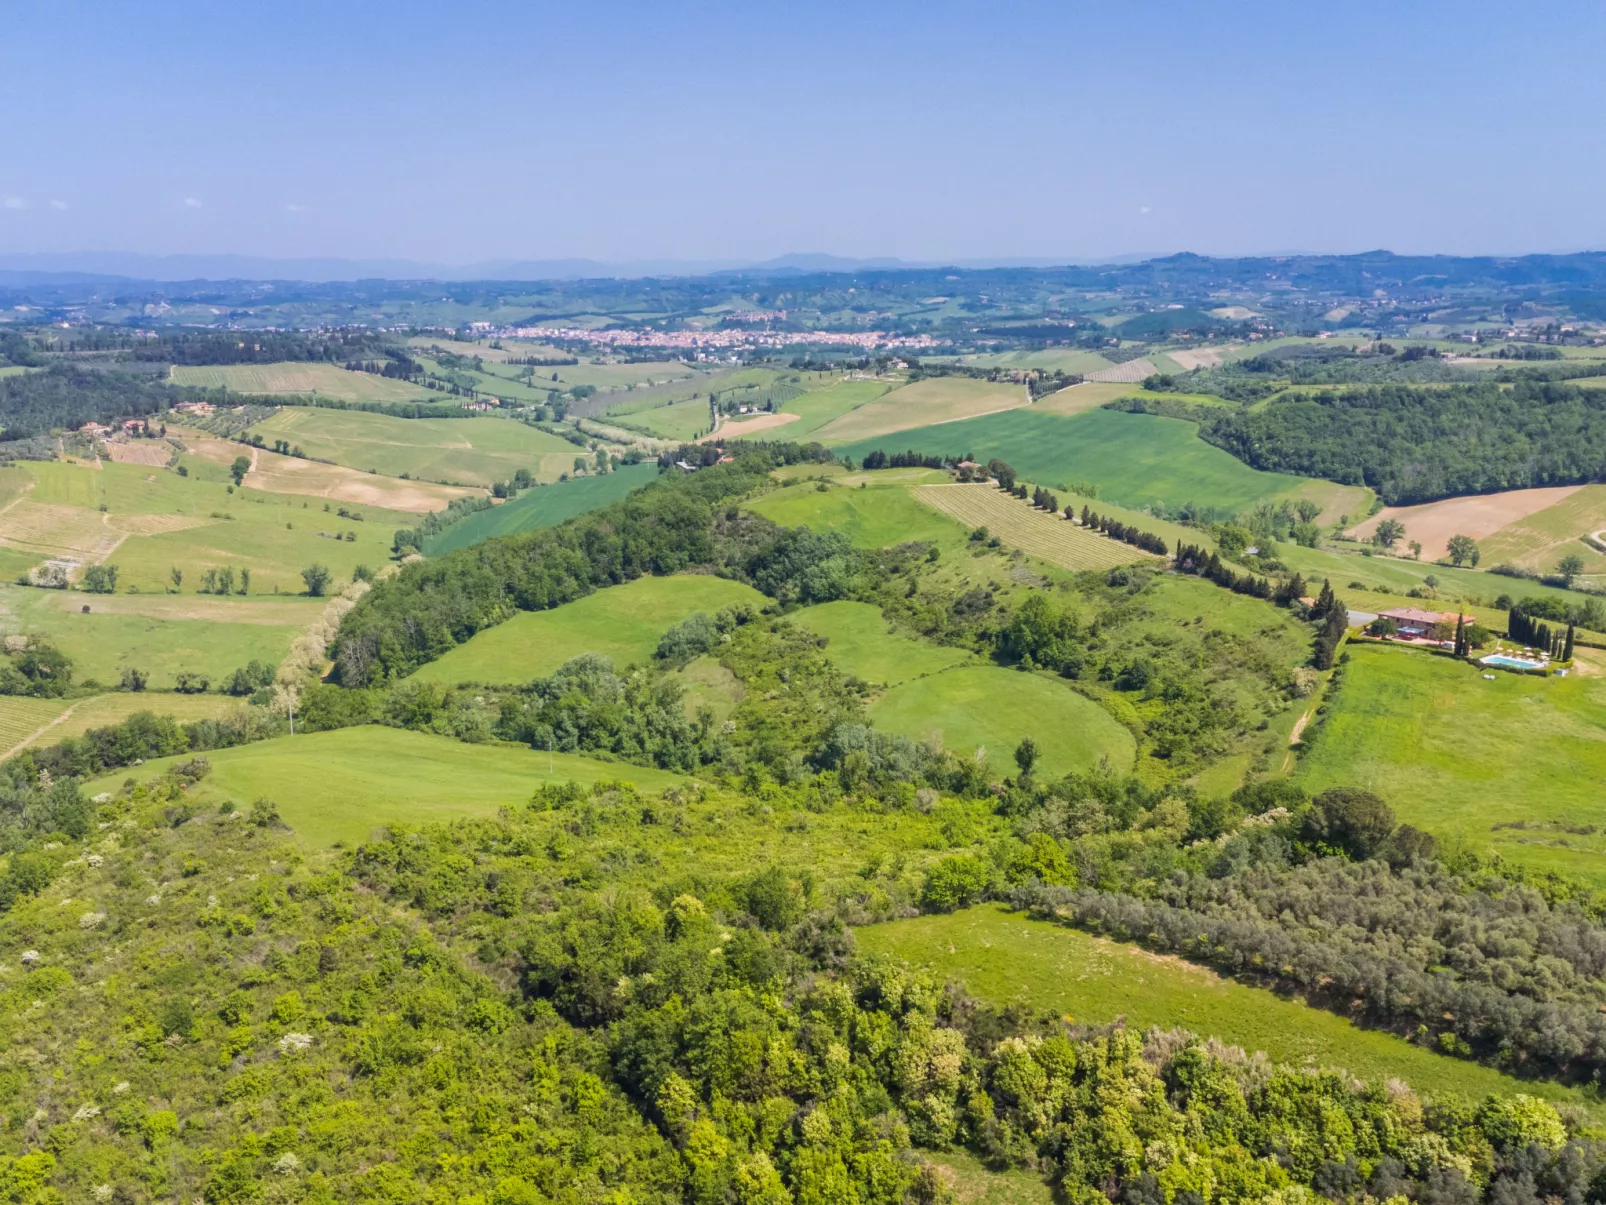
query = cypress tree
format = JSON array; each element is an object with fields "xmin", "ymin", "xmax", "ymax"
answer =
[
  {"xmin": 1565, "ymin": 622, "xmax": 1576, "ymax": 662},
  {"xmin": 1453, "ymin": 612, "xmax": 1466, "ymax": 657}
]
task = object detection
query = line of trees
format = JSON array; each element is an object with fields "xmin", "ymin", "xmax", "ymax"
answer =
[
  {"xmin": 1172, "ymin": 543, "xmax": 1274, "ymax": 598},
  {"xmin": 1077, "ymin": 506, "xmax": 1169, "ymax": 555},
  {"xmin": 860, "ymin": 448, "xmax": 948, "ymax": 470},
  {"xmin": 1509, "ymin": 609, "xmax": 1576, "ymax": 659}
]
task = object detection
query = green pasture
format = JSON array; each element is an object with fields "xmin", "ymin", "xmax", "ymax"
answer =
[
  {"xmin": 83, "ymin": 726, "xmax": 686, "ymax": 848},
  {"xmin": 790, "ymin": 601, "xmax": 974, "ymax": 687},
  {"xmin": 4, "ymin": 585, "xmax": 311, "ymax": 690},
  {"xmin": 869, "ymin": 666, "xmax": 1136, "ymax": 777},
  {"xmin": 1275, "ymin": 540, "xmax": 1597, "ymax": 612},
  {"xmin": 409, "ymin": 574, "xmax": 767, "ymax": 686},
  {"xmin": 1296, "ymin": 643, "xmax": 1606, "ymax": 884},
  {"xmin": 834, "ymin": 409, "xmax": 1305, "ymax": 515},
  {"xmin": 169, "ymin": 362, "xmax": 435, "ymax": 403},
  {"xmin": 607, "ymin": 397, "xmax": 714, "ymax": 442},
  {"xmin": 858, "ymin": 904, "xmax": 1599, "ymax": 1112},
  {"xmin": 245, "ymin": 409, "xmax": 579, "ymax": 487},
  {"xmin": 777, "ymin": 379, "xmax": 893, "ymax": 438},
  {"xmin": 744, "ymin": 478, "xmax": 970, "ymax": 550},
  {"xmin": 424, "ymin": 463, "xmax": 657, "ymax": 555},
  {"xmin": 0, "ymin": 695, "xmax": 71, "ymax": 755}
]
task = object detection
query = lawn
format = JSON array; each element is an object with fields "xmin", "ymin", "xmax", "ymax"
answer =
[
  {"xmin": 170, "ymin": 362, "xmax": 436, "ymax": 403},
  {"xmin": 869, "ymin": 665, "xmax": 1136, "ymax": 777},
  {"xmin": 857, "ymin": 903, "xmax": 1600, "ymax": 1113},
  {"xmin": 409, "ymin": 574, "xmax": 767, "ymax": 685},
  {"xmin": 812, "ymin": 377, "xmax": 1028, "ymax": 444},
  {"xmin": 789, "ymin": 601, "xmax": 975, "ymax": 687},
  {"xmin": 423, "ymin": 464, "xmax": 657, "ymax": 555},
  {"xmin": 244, "ymin": 409, "xmax": 580, "ymax": 487},
  {"xmin": 83, "ymin": 726, "xmax": 686, "ymax": 848},
  {"xmin": 743, "ymin": 478, "xmax": 971, "ymax": 550},
  {"xmin": 833, "ymin": 408, "xmax": 1305, "ymax": 515},
  {"xmin": 1296, "ymin": 643, "xmax": 1606, "ymax": 883},
  {"xmin": 5, "ymin": 585, "xmax": 311, "ymax": 690}
]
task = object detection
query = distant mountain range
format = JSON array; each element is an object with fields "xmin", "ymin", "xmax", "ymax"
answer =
[{"xmin": 0, "ymin": 250, "xmax": 1162, "ymax": 285}]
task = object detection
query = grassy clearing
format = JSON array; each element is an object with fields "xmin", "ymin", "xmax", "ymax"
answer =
[
  {"xmin": 1296, "ymin": 643, "xmax": 1606, "ymax": 884},
  {"xmin": 170, "ymin": 362, "xmax": 435, "ymax": 403},
  {"xmin": 924, "ymin": 1150, "xmax": 1053, "ymax": 1205},
  {"xmin": 743, "ymin": 479, "xmax": 971, "ymax": 551},
  {"xmin": 410, "ymin": 574, "xmax": 767, "ymax": 686},
  {"xmin": 790, "ymin": 601, "xmax": 974, "ymax": 687},
  {"xmin": 244, "ymin": 409, "xmax": 579, "ymax": 487},
  {"xmin": 835, "ymin": 409, "xmax": 1305, "ymax": 515},
  {"xmin": 3, "ymin": 584, "xmax": 308, "ymax": 690},
  {"xmin": 814, "ymin": 377, "xmax": 1028, "ymax": 445},
  {"xmin": 858, "ymin": 904, "xmax": 1599, "ymax": 1112},
  {"xmin": 1274, "ymin": 540, "xmax": 1596, "ymax": 612},
  {"xmin": 778, "ymin": 379, "xmax": 894, "ymax": 437},
  {"xmin": 424, "ymin": 463, "xmax": 658, "ymax": 554},
  {"xmin": 1478, "ymin": 483, "xmax": 1606, "ymax": 575},
  {"xmin": 1287, "ymin": 479, "xmax": 1375, "ymax": 527},
  {"xmin": 0, "ymin": 695, "xmax": 72, "ymax": 756},
  {"xmin": 914, "ymin": 485, "xmax": 1156, "ymax": 571},
  {"xmin": 83, "ymin": 726, "xmax": 686, "ymax": 848},
  {"xmin": 869, "ymin": 666, "xmax": 1136, "ymax": 777},
  {"xmin": 676, "ymin": 655, "xmax": 743, "ymax": 724}
]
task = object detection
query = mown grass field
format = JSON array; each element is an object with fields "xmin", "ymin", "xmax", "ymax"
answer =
[
  {"xmin": 424, "ymin": 463, "xmax": 657, "ymax": 555},
  {"xmin": 22, "ymin": 691, "xmax": 243, "ymax": 748},
  {"xmin": 813, "ymin": 377, "xmax": 1028, "ymax": 445},
  {"xmin": 743, "ymin": 477, "xmax": 971, "ymax": 550},
  {"xmin": 83, "ymin": 726, "xmax": 687, "ymax": 848},
  {"xmin": 409, "ymin": 574, "xmax": 767, "ymax": 686},
  {"xmin": 857, "ymin": 903, "xmax": 1600, "ymax": 1113},
  {"xmin": 835, "ymin": 408, "xmax": 1306, "ymax": 514},
  {"xmin": 244, "ymin": 409, "xmax": 580, "ymax": 487},
  {"xmin": 869, "ymin": 665, "xmax": 1136, "ymax": 777},
  {"xmin": 789, "ymin": 601, "xmax": 975, "ymax": 687},
  {"xmin": 1297, "ymin": 643, "xmax": 1606, "ymax": 884},
  {"xmin": 4, "ymin": 585, "xmax": 310, "ymax": 690},
  {"xmin": 607, "ymin": 397, "xmax": 714, "ymax": 442},
  {"xmin": 777, "ymin": 379, "xmax": 893, "ymax": 437},
  {"xmin": 170, "ymin": 362, "xmax": 435, "ymax": 403},
  {"xmin": 0, "ymin": 695, "xmax": 71, "ymax": 756},
  {"xmin": 1478, "ymin": 483, "xmax": 1606, "ymax": 576},
  {"xmin": 4, "ymin": 459, "xmax": 407, "ymax": 595},
  {"xmin": 914, "ymin": 484, "xmax": 1156, "ymax": 571},
  {"xmin": 1274, "ymin": 540, "xmax": 1598, "ymax": 612}
]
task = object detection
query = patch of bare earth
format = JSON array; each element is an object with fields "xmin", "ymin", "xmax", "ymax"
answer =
[
  {"xmin": 699, "ymin": 411, "xmax": 800, "ymax": 443},
  {"xmin": 105, "ymin": 441, "xmax": 174, "ymax": 466},
  {"xmin": 1347, "ymin": 485, "xmax": 1585, "ymax": 561},
  {"xmin": 1166, "ymin": 346, "xmax": 1225, "ymax": 371}
]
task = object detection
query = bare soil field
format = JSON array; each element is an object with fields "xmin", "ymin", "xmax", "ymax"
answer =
[
  {"xmin": 1165, "ymin": 346, "xmax": 1225, "ymax": 371},
  {"xmin": 700, "ymin": 411, "xmax": 800, "ymax": 442},
  {"xmin": 1477, "ymin": 483, "xmax": 1606, "ymax": 574},
  {"xmin": 105, "ymin": 441, "xmax": 175, "ymax": 467},
  {"xmin": 1085, "ymin": 358, "xmax": 1158, "ymax": 383},
  {"xmin": 1348, "ymin": 485, "xmax": 1584, "ymax": 561},
  {"xmin": 913, "ymin": 483, "xmax": 1154, "ymax": 571}
]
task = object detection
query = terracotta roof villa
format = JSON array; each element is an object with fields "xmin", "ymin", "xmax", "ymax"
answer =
[{"xmin": 1377, "ymin": 607, "xmax": 1473, "ymax": 642}]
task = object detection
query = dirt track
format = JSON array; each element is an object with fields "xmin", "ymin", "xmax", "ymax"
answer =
[{"xmin": 1347, "ymin": 485, "xmax": 1584, "ymax": 560}]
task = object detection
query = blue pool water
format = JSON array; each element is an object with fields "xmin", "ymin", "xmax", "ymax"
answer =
[{"xmin": 1482, "ymin": 654, "xmax": 1543, "ymax": 670}]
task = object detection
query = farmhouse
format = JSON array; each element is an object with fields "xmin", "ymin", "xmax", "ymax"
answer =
[{"xmin": 1378, "ymin": 607, "xmax": 1473, "ymax": 642}]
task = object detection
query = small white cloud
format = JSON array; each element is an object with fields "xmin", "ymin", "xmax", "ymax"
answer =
[
  {"xmin": 183, "ymin": 196, "xmax": 202, "ymax": 208},
  {"xmin": 284, "ymin": 203, "xmax": 309, "ymax": 213},
  {"xmin": 3, "ymin": 197, "xmax": 27, "ymax": 211},
  {"xmin": 1139, "ymin": 205, "xmax": 1152, "ymax": 215},
  {"xmin": 49, "ymin": 199, "xmax": 67, "ymax": 210}
]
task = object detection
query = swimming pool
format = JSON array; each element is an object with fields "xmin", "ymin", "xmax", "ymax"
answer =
[{"xmin": 1481, "ymin": 654, "xmax": 1545, "ymax": 670}]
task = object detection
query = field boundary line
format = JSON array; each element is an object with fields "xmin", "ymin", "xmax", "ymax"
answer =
[{"xmin": 1, "ymin": 702, "xmax": 77, "ymax": 761}]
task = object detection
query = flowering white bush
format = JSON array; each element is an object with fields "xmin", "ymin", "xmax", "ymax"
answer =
[
  {"xmin": 86, "ymin": 854, "xmax": 104, "ymax": 868},
  {"xmin": 79, "ymin": 912, "xmax": 106, "ymax": 929},
  {"xmin": 272, "ymin": 1153, "xmax": 300, "ymax": 1175},
  {"xmin": 71, "ymin": 1104, "xmax": 101, "ymax": 1121},
  {"xmin": 19, "ymin": 950, "xmax": 39, "ymax": 965},
  {"xmin": 112, "ymin": 1082, "xmax": 130, "ymax": 1095},
  {"xmin": 278, "ymin": 1032, "xmax": 313, "ymax": 1053}
]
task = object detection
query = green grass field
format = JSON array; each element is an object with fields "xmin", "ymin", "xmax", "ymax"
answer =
[
  {"xmin": 410, "ymin": 574, "xmax": 767, "ymax": 686},
  {"xmin": 4, "ymin": 585, "xmax": 312, "ymax": 691},
  {"xmin": 960, "ymin": 349, "xmax": 1117, "ymax": 376},
  {"xmin": 244, "ymin": 409, "xmax": 581, "ymax": 487},
  {"xmin": 1274, "ymin": 540, "xmax": 1597, "ymax": 612},
  {"xmin": 869, "ymin": 666, "xmax": 1136, "ymax": 777},
  {"xmin": 834, "ymin": 408, "xmax": 1306, "ymax": 514},
  {"xmin": 743, "ymin": 478, "xmax": 971, "ymax": 550},
  {"xmin": 25, "ymin": 691, "xmax": 243, "ymax": 748},
  {"xmin": 1478, "ymin": 484, "xmax": 1606, "ymax": 576},
  {"xmin": 83, "ymin": 726, "xmax": 686, "ymax": 847},
  {"xmin": 0, "ymin": 695, "xmax": 72, "ymax": 756},
  {"xmin": 170, "ymin": 362, "xmax": 436, "ymax": 403},
  {"xmin": 424, "ymin": 463, "xmax": 658, "ymax": 554},
  {"xmin": 789, "ymin": 601, "xmax": 975, "ymax": 687},
  {"xmin": 777, "ymin": 379, "xmax": 894, "ymax": 438},
  {"xmin": 1296, "ymin": 644, "xmax": 1606, "ymax": 883},
  {"xmin": 857, "ymin": 904, "xmax": 1599, "ymax": 1112},
  {"xmin": 607, "ymin": 397, "xmax": 715, "ymax": 442},
  {"xmin": 813, "ymin": 377, "xmax": 1028, "ymax": 445}
]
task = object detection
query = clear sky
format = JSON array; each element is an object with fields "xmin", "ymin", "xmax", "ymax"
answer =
[{"xmin": 2, "ymin": 0, "xmax": 1602, "ymax": 265}]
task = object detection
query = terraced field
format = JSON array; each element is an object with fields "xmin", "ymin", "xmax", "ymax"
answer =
[{"xmin": 914, "ymin": 484, "xmax": 1155, "ymax": 570}]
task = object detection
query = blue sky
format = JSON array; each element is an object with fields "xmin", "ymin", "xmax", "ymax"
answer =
[{"xmin": 1, "ymin": 0, "xmax": 1602, "ymax": 264}]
